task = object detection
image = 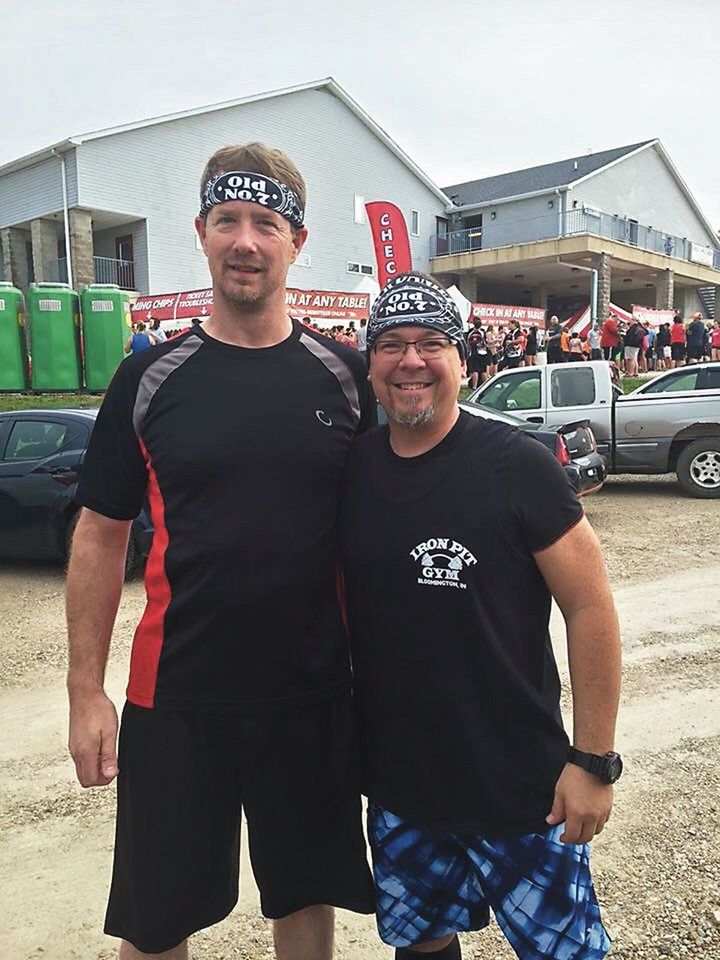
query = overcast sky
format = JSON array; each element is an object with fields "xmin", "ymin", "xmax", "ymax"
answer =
[{"xmin": 3, "ymin": 0, "xmax": 719, "ymax": 229}]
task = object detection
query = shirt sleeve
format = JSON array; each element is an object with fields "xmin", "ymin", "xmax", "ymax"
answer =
[
  {"xmin": 76, "ymin": 360, "xmax": 149, "ymax": 520},
  {"xmin": 505, "ymin": 430, "xmax": 584, "ymax": 554}
]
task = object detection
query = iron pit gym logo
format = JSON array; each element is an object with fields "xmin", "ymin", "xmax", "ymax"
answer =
[{"xmin": 410, "ymin": 537, "xmax": 477, "ymax": 590}]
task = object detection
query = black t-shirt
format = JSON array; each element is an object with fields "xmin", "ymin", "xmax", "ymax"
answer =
[
  {"xmin": 687, "ymin": 320, "xmax": 706, "ymax": 347},
  {"xmin": 340, "ymin": 411, "xmax": 583, "ymax": 835},
  {"xmin": 77, "ymin": 320, "xmax": 376, "ymax": 711},
  {"xmin": 625, "ymin": 323, "xmax": 645, "ymax": 347}
]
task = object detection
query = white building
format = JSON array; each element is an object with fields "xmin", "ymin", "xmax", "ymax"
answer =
[
  {"xmin": 0, "ymin": 78, "xmax": 449, "ymax": 300},
  {"xmin": 432, "ymin": 140, "xmax": 720, "ymax": 319}
]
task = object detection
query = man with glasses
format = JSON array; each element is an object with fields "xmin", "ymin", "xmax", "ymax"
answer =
[{"xmin": 340, "ymin": 271, "xmax": 621, "ymax": 960}]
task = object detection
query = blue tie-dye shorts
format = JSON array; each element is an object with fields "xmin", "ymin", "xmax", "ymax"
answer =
[{"xmin": 368, "ymin": 803, "xmax": 610, "ymax": 959}]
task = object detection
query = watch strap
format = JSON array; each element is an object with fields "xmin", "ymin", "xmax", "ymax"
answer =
[{"xmin": 567, "ymin": 747, "xmax": 622, "ymax": 783}]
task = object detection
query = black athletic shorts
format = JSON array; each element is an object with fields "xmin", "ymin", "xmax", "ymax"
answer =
[
  {"xmin": 671, "ymin": 343, "xmax": 686, "ymax": 361},
  {"xmin": 105, "ymin": 695, "xmax": 375, "ymax": 953},
  {"xmin": 467, "ymin": 354, "xmax": 489, "ymax": 374}
]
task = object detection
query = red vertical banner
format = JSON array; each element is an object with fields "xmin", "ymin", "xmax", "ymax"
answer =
[{"xmin": 365, "ymin": 201, "xmax": 413, "ymax": 288}]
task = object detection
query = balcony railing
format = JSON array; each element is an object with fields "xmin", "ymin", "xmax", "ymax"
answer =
[
  {"xmin": 49, "ymin": 256, "xmax": 136, "ymax": 290},
  {"xmin": 431, "ymin": 210, "xmax": 720, "ymax": 272}
]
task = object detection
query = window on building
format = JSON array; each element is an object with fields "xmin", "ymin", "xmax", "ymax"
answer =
[
  {"xmin": 353, "ymin": 195, "xmax": 366, "ymax": 224},
  {"xmin": 114, "ymin": 235, "xmax": 135, "ymax": 289},
  {"xmin": 435, "ymin": 217, "xmax": 449, "ymax": 255},
  {"xmin": 411, "ymin": 210, "xmax": 420, "ymax": 236},
  {"xmin": 347, "ymin": 262, "xmax": 374, "ymax": 276}
]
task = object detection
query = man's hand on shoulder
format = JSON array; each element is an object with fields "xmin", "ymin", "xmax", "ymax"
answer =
[
  {"xmin": 546, "ymin": 762, "xmax": 613, "ymax": 844},
  {"xmin": 68, "ymin": 685, "xmax": 119, "ymax": 787}
]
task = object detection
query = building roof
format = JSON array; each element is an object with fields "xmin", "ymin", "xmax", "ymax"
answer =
[
  {"xmin": 0, "ymin": 78, "xmax": 450, "ymax": 205},
  {"xmin": 443, "ymin": 140, "xmax": 655, "ymax": 205}
]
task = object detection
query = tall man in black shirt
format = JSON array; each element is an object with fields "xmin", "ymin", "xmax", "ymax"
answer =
[
  {"xmin": 66, "ymin": 143, "xmax": 375, "ymax": 959},
  {"xmin": 341, "ymin": 272, "xmax": 622, "ymax": 960}
]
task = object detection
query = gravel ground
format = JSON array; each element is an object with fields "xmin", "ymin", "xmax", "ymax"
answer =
[{"xmin": 1, "ymin": 474, "xmax": 719, "ymax": 959}]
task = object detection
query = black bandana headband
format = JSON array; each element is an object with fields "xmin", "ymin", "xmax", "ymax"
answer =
[
  {"xmin": 199, "ymin": 170, "xmax": 304, "ymax": 227},
  {"xmin": 367, "ymin": 273, "xmax": 466, "ymax": 355}
]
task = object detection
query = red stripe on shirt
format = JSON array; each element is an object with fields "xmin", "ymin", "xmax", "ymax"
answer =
[{"xmin": 126, "ymin": 443, "xmax": 171, "ymax": 708}]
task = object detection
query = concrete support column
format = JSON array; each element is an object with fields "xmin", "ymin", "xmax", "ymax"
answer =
[
  {"xmin": 596, "ymin": 252, "xmax": 612, "ymax": 320},
  {"xmin": 69, "ymin": 209, "xmax": 94, "ymax": 290},
  {"xmin": 30, "ymin": 219, "xmax": 59, "ymax": 283},
  {"xmin": 533, "ymin": 284, "xmax": 548, "ymax": 309},
  {"xmin": 1, "ymin": 227, "xmax": 31, "ymax": 289},
  {"xmin": 457, "ymin": 273, "xmax": 477, "ymax": 303},
  {"xmin": 655, "ymin": 268, "xmax": 674, "ymax": 310}
]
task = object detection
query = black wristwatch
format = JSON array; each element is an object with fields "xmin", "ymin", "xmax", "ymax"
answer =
[{"xmin": 567, "ymin": 747, "xmax": 623, "ymax": 784}]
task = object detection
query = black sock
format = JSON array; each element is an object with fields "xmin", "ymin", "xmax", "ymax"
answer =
[{"xmin": 395, "ymin": 934, "xmax": 461, "ymax": 960}]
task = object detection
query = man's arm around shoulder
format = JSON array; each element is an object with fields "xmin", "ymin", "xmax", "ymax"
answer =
[
  {"xmin": 534, "ymin": 516, "xmax": 621, "ymax": 844},
  {"xmin": 66, "ymin": 508, "xmax": 131, "ymax": 788}
]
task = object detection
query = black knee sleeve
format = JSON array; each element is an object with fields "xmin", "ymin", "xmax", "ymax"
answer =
[{"xmin": 395, "ymin": 934, "xmax": 461, "ymax": 960}]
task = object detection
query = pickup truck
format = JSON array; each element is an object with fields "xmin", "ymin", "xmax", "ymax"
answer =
[{"xmin": 465, "ymin": 360, "xmax": 720, "ymax": 498}]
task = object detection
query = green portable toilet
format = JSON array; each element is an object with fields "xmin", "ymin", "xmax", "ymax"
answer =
[
  {"xmin": 81, "ymin": 284, "xmax": 132, "ymax": 391},
  {"xmin": 27, "ymin": 283, "xmax": 82, "ymax": 391},
  {"xmin": 0, "ymin": 282, "xmax": 28, "ymax": 390}
]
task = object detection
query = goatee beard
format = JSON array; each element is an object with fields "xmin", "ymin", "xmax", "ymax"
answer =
[
  {"xmin": 217, "ymin": 281, "xmax": 265, "ymax": 311},
  {"xmin": 387, "ymin": 405, "xmax": 435, "ymax": 428}
]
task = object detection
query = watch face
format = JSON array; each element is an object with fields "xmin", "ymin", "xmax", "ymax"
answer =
[{"xmin": 606, "ymin": 754, "xmax": 623, "ymax": 783}]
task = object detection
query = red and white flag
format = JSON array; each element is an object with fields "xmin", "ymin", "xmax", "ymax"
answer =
[{"xmin": 365, "ymin": 201, "xmax": 413, "ymax": 288}]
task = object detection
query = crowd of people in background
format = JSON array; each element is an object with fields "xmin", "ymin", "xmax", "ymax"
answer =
[
  {"xmin": 537, "ymin": 310, "xmax": 718, "ymax": 377},
  {"xmin": 134, "ymin": 310, "xmax": 719, "ymax": 379},
  {"xmin": 464, "ymin": 318, "xmax": 546, "ymax": 387},
  {"xmin": 591, "ymin": 310, "xmax": 719, "ymax": 375}
]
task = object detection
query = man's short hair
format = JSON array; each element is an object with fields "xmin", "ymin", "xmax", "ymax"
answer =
[{"xmin": 199, "ymin": 143, "xmax": 307, "ymax": 220}]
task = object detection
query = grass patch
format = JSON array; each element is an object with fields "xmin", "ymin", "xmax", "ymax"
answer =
[
  {"xmin": 0, "ymin": 393, "xmax": 102, "ymax": 412},
  {"xmin": 621, "ymin": 377, "xmax": 644, "ymax": 394}
]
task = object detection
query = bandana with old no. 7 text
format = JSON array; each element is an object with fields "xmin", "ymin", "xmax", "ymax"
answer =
[{"xmin": 199, "ymin": 171, "xmax": 304, "ymax": 227}]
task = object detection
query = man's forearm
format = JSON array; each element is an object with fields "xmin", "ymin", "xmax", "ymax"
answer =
[
  {"xmin": 565, "ymin": 603, "xmax": 621, "ymax": 754},
  {"xmin": 66, "ymin": 510, "xmax": 130, "ymax": 692}
]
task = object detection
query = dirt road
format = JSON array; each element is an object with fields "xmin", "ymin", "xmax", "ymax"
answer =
[{"xmin": 1, "ymin": 475, "xmax": 719, "ymax": 959}]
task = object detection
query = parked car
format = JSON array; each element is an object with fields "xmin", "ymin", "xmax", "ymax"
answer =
[
  {"xmin": 466, "ymin": 361, "xmax": 720, "ymax": 498},
  {"xmin": 376, "ymin": 402, "xmax": 606, "ymax": 496},
  {"xmin": 0, "ymin": 409, "xmax": 152, "ymax": 577}
]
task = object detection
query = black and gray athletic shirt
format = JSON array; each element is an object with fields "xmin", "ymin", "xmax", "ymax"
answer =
[
  {"xmin": 340, "ymin": 411, "xmax": 584, "ymax": 835},
  {"xmin": 77, "ymin": 320, "xmax": 376, "ymax": 711}
]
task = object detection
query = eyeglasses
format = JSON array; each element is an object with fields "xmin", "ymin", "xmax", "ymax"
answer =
[{"xmin": 373, "ymin": 337, "xmax": 453, "ymax": 359}]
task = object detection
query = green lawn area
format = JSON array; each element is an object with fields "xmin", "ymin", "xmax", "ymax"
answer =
[{"xmin": 0, "ymin": 393, "xmax": 102, "ymax": 412}]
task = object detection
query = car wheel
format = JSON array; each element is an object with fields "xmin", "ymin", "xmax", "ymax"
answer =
[{"xmin": 676, "ymin": 439, "xmax": 720, "ymax": 499}]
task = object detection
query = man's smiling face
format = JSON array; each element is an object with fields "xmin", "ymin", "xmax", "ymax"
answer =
[
  {"xmin": 369, "ymin": 326, "xmax": 464, "ymax": 429},
  {"xmin": 195, "ymin": 200, "xmax": 306, "ymax": 309}
]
